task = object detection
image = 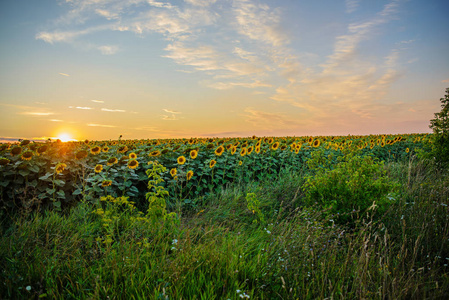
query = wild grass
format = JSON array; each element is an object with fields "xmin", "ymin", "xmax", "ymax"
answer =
[{"xmin": 1, "ymin": 157, "xmax": 448, "ymax": 299}]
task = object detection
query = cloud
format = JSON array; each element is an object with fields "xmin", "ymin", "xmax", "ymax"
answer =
[
  {"xmin": 87, "ymin": 123, "xmax": 116, "ymax": 128},
  {"xmin": 163, "ymin": 108, "xmax": 181, "ymax": 114},
  {"xmin": 98, "ymin": 45, "xmax": 119, "ymax": 55},
  {"xmin": 75, "ymin": 106, "xmax": 93, "ymax": 110},
  {"xmin": 20, "ymin": 112, "xmax": 54, "ymax": 116},
  {"xmin": 345, "ymin": 0, "xmax": 360, "ymax": 14},
  {"xmin": 442, "ymin": 79, "xmax": 449, "ymax": 83},
  {"xmin": 49, "ymin": 119, "xmax": 63, "ymax": 122},
  {"xmin": 242, "ymin": 108, "xmax": 303, "ymax": 130},
  {"xmin": 59, "ymin": 73, "xmax": 70, "ymax": 77},
  {"xmin": 91, "ymin": 100, "xmax": 104, "ymax": 103},
  {"xmin": 101, "ymin": 108, "xmax": 126, "ymax": 112},
  {"xmin": 185, "ymin": 0, "xmax": 217, "ymax": 7}
]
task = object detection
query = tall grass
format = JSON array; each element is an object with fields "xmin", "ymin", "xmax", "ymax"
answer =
[{"xmin": 1, "ymin": 157, "xmax": 448, "ymax": 299}]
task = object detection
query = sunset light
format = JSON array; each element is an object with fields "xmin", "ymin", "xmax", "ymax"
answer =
[{"xmin": 56, "ymin": 133, "xmax": 74, "ymax": 143}]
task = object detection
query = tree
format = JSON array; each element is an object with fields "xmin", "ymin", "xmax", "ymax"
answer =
[{"xmin": 429, "ymin": 87, "xmax": 449, "ymax": 168}]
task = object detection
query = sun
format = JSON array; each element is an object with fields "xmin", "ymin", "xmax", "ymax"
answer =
[{"xmin": 56, "ymin": 133, "xmax": 74, "ymax": 142}]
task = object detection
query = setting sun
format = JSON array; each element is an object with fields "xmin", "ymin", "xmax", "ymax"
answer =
[{"xmin": 56, "ymin": 133, "xmax": 74, "ymax": 142}]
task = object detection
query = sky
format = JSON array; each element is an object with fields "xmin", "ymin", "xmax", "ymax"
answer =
[{"xmin": 1, "ymin": 0, "xmax": 448, "ymax": 142}]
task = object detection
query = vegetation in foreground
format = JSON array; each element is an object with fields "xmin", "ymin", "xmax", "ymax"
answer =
[{"xmin": 1, "ymin": 153, "xmax": 448, "ymax": 299}]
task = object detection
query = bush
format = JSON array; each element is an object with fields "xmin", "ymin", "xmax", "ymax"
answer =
[
  {"xmin": 428, "ymin": 87, "xmax": 449, "ymax": 168},
  {"xmin": 303, "ymin": 154, "xmax": 400, "ymax": 225}
]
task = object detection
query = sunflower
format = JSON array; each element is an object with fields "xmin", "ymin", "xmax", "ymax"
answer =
[
  {"xmin": 308, "ymin": 137, "xmax": 313, "ymax": 143},
  {"xmin": 405, "ymin": 148, "xmax": 410, "ymax": 153},
  {"xmin": 231, "ymin": 146, "xmax": 237, "ymax": 155},
  {"xmin": 149, "ymin": 150, "xmax": 161, "ymax": 157},
  {"xmin": 312, "ymin": 139, "xmax": 321, "ymax": 148},
  {"xmin": 255, "ymin": 146, "xmax": 261, "ymax": 154},
  {"xmin": 107, "ymin": 157, "xmax": 118, "ymax": 166},
  {"xmin": 117, "ymin": 145, "xmax": 128, "ymax": 153},
  {"xmin": 209, "ymin": 159, "xmax": 217, "ymax": 168},
  {"xmin": 102, "ymin": 147, "xmax": 109, "ymax": 152},
  {"xmin": 186, "ymin": 170, "xmax": 194, "ymax": 181},
  {"xmin": 206, "ymin": 143, "xmax": 215, "ymax": 149},
  {"xmin": 238, "ymin": 160, "xmax": 243, "ymax": 166},
  {"xmin": 129, "ymin": 152, "xmax": 137, "ymax": 159},
  {"xmin": 215, "ymin": 146, "xmax": 224, "ymax": 156},
  {"xmin": 10, "ymin": 146, "xmax": 22, "ymax": 156},
  {"xmin": 226, "ymin": 143, "xmax": 233, "ymax": 150},
  {"xmin": 55, "ymin": 163, "xmax": 67, "ymax": 174},
  {"xmin": 161, "ymin": 149, "xmax": 169, "ymax": 154},
  {"xmin": 37, "ymin": 145, "xmax": 48, "ymax": 155},
  {"xmin": 240, "ymin": 147, "xmax": 247, "ymax": 157},
  {"xmin": 290, "ymin": 143, "xmax": 297, "ymax": 150},
  {"xmin": 271, "ymin": 142, "xmax": 279, "ymax": 150},
  {"xmin": 20, "ymin": 139, "xmax": 30, "ymax": 146},
  {"xmin": 75, "ymin": 150, "xmax": 88, "ymax": 160},
  {"xmin": 170, "ymin": 168, "xmax": 177, "ymax": 177},
  {"xmin": 21, "ymin": 150, "xmax": 33, "ymax": 161},
  {"xmin": 280, "ymin": 145, "xmax": 288, "ymax": 151},
  {"xmin": 177, "ymin": 156, "xmax": 186, "ymax": 165},
  {"xmin": 95, "ymin": 164, "xmax": 103, "ymax": 173},
  {"xmin": 102, "ymin": 180, "xmax": 112, "ymax": 187},
  {"xmin": 0, "ymin": 157, "xmax": 10, "ymax": 166},
  {"xmin": 247, "ymin": 146, "xmax": 253, "ymax": 155},
  {"xmin": 128, "ymin": 160, "xmax": 139, "ymax": 169},
  {"xmin": 90, "ymin": 146, "xmax": 101, "ymax": 155},
  {"xmin": 190, "ymin": 149, "xmax": 198, "ymax": 159}
]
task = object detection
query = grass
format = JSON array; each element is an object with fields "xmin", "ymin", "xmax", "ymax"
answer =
[{"xmin": 1, "ymin": 157, "xmax": 448, "ymax": 299}]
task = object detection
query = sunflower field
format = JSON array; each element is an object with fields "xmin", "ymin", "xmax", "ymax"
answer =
[{"xmin": 0, "ymin": 133, "xmax": 428, "ymax": 212}]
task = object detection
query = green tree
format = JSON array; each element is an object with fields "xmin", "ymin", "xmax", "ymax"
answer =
[{"xmin": 429, "ymin": 87, "xmax": 449, "ymax": 168}]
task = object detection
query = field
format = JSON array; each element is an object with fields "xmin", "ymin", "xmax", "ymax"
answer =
[{"xmin": 1, "ymin": 133, "xmax": 449, "ymax": 299}]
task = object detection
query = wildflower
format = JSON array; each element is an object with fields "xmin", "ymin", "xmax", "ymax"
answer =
[
  {"xmin": 177, "ymin": 156, "xmax": 186, "ymax": 165},
  {"xmin": 190, "ymin": 149, "xmax": 198, "ymax": 159},
  {"xmin": 127, "ymin": 159, "xmax": 139, "ymax": 169},
  {"xmin": 90, "ymin": 146, "xmax": 101, "ymax": 155},
  {"xmin": 271, "ymin": 142, "xmax": 279, "ymax": 150},
  {"xmin": 129, "ymin": 152, "xmax": 137, "ymax": 159},
  {"xmin": 170, "ymin": 168, "xmax": 177, "ymax": 177},
  {"xmin": 215, "ymin": 146, "xmax": 224, "ymax": 156},
  {"xmin": 239, "ymin": 161, "xmax": 243, "ymax": 166},
  {"xmin": 21, "ymin": 150, "xmax": 33, "ymax": 161},
  {"xmin": 95, "ymin": 164, "xmax": 103, "ymax": 173},
  {"xmin": 102, "ymin": 180, "xmax": 112, "ymax": 187},
  {"xmin": 312, "ymin": 139, "xmax": 320, "ymax": 148},
  {"xmin": 55, "ymin": 163, "xmax": 67, "ymax": 174},
  {"xmin": 406, "ymin": 148, "xmax": 410, "ymax": 153},
  {"xmin": 186, "ymin": 170, "xmax": 194, "ymax": 181},
  {"xmin": 209, "ymin": 159, "xmax": 217, "ymax": 168},
  {"xmin": 107, "ymin": 157, "xmax": 118, "ymax": 166}
]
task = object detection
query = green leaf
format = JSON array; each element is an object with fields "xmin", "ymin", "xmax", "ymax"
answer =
[
  {"xmin": 39, "ymin": 173, "xmax": 53, "ymax": 181},
  {"xmin": 0, "ymin": 180, "xmax": 9, "ymax": 187},
  {"xmin": 53, "ymin": 201, "xmax": 61, "ymax": 208},
  {"xmin": 29, "ymin": 164, "xmax": 40, "ymax": 173},
  {"xmin": 46, "ymin": 188, "xmax": 56, "ymax": 195},
  {"xmin": 53, "ymin": 179, "xmax": 65, "ymax": 187},
  {"xmin": 56, "ymin": 190, "xmax": 65, "ymax": 199},
  {"xmin": 73, "ymin": 189, "xmax": 82, "ymax": 195},
  {"xmin": 18, "ymin": 169, "xmax": 30, "ymax": 177},
  {"xmin": 28, "ymin": 180, "xmax": 38, "ymax": 188}
]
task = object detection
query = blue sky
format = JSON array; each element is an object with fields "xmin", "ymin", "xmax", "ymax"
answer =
[{"xmin": 1, "ymin": 0, "xmax": 448, "ymax": 141}]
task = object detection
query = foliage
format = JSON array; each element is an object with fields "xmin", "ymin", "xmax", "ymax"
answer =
[
  {"xmin": 428, "ymin": 87, "xmax": 449, "ymax": 168},
  {"xmin": 303, "ymin": 154, "xmax": 400, "ymax": 225}
]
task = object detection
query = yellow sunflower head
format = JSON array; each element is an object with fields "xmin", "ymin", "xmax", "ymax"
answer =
[
  {"xmin": 247, "ymin": 146, "xmax": 253, "ymax": 155},
  {"xmin": 271, "ymin": 142, "xmax": 279, "ymax": 150},
  {"xmin": 186, "ymin": 170, "xmax": 194, "ymax": 181},
  {"xmin": 95, "ymin": 164, "xmax": 103, "ymax": 173},
  {"xmin": 37, "ymin": 145, "xmax": 48, "ymax": 154},
  {"xmin": 240, "ymin": 147, "xmax": 247, "ymax": 157},
  {"xmin": 10, "ymin": 146, "xmax": 22, "ymax": 156},
  {"xmin": 170, "ymin": 168, "xmax": 177, "ymax": 177},
  {"xmin": 21, "ymin": 150, "xmax": 33, "ymax": 161},
  {"xmin": 75, "ymin": 150, "xmax": 88, "ymax": 160},
  {"xmin": 117, "ymin": 145, "xmax": 128, "ymax": 153},
  {"xmin": 255, "ymin": 146, "xmax": 261, "ymax": 154},
  {"xmin": 405, "ymin": 148, "xmax": 410, "ymax": 153},
  {"xmin": 238, "ymin": 160, "xmax": 243, "ymax": 166},
  {"xmin": 90, "ymin": 146, "xmax": 101, "ymax": 155},
  {"xmin": 190, "ymin": 149, "xmax": 198, "ymax": 159},
  {"xmin": 127, "ymin": 159, "xmax": 139, "ymax": 169},
  {"xmin": 231, "ymin": 146, "xmax": 237, "ymax": 155},
  {"xmin": 102, "ymin": 180, "xmax": 112, "ymax": 187},
  {"xmin": 215, "ymin": 146, "xmax": 224, "ymax": 156},
  {"xmin": 312, "ymin": 139, "xmax": 321, "ymax": 148},
  {"xmin": 0, "ymin": 157, "xmax": 11, "ymax": 166},
  {"xmin": 107, "ymin": 157, "xmax": 118, "ymax": 166},
  {"xmin": 102, "ymin": 147, "xmax": 109, "ymax": 152},
  {"xmin": 209, "ymin": 159, "xmax": 217, "ymax": 169},
  {"xmin": 55, "ymin": 162, "xmax": 67, "ymax": 174},
  {"xmin": 177, "ymin": 156, "xmax": 186, "ymax": 165},
  {"xmin": 129, "ymin": 152, "xmax": 137, "ymax": 159}
]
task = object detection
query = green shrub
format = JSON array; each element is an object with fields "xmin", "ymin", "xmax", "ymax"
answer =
[
  {"xmin": 428, "ymin": 87, "xmax": 449, "ymax": 168},
  {"xmin": 303, "ymin": 154, "xmax": 400, "ymax": 225}
]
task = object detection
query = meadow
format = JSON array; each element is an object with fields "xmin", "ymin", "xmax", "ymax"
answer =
[{"xmin": 1, "ymin": 133, "xmax": 448, "ymax": 299}]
